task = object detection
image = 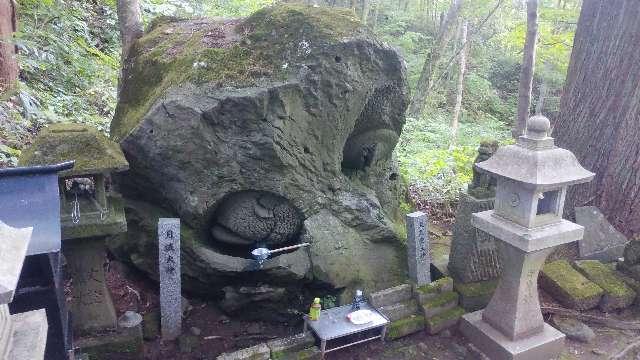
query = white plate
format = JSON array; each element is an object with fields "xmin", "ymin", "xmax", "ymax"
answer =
[{"xmin": 347, "ymin": 309, "xmax": 374, "ymax": 325}]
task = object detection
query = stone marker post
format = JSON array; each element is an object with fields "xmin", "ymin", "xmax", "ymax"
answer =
[
  {"xmin": 406, "ymin": 212, "xmax": 431, "ymax": 286},
  {"xmin": 158, "ymin": 218, "xmax": 181, "ymax": 340}
]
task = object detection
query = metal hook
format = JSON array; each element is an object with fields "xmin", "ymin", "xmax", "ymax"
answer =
[{"xmin": 71, "ymin": 193, "xmax": 81, "ymax": 224}]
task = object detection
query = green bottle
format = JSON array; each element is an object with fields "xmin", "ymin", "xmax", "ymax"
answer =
[{"xmin": 309, "ymin": 298, "xmax": 321, "ymax": 321}]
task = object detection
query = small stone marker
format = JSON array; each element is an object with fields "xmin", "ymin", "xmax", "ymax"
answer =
[
  {"xmin": 406, "ymin": 212, "xmax": 431, "ymax": 286},
  {"xmin": 159, "ymin": 218, "xmax": 181, "ymax": 340}
]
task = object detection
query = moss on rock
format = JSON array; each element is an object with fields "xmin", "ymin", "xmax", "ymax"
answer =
[
  {"xmin": 415, "ymin": 277, "xmax": 454, "ymax": 304},
  {"xmin": 573, "ymin": 260, "xmax": 635, "ymax": 311},
  {"xmin": 425, "ymin": 306, "xmax": 464, "ymax": 334},
  {"xmin": 422, "ymin": 291, "xmax": 459, "ymax": 318},
  {"xmin": 111, "ymin": 4, "xmax": 367, "ymax": 142},
  {"xmin": 540, "ymin": 260, "xmax": 604, "ymax": 310},
  {"xmin": 453, "ymin": 279, "xmax": 497, "ymax": 312},
  {"xmin": 423, "ymin": 291, "xmax": 458, "ymax": 309},
  {"xmin": 20, "ymin": 123, "xmax": 128, "ymax": 177},
  {"xmin": 386, "ymin": 315, "xmax": 425, "ymax": 340}
]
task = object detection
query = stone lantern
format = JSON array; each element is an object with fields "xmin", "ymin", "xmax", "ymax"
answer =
[
  {"xmin": 460, "ymin": 115, "xmax": 595, "ymax": 360},
  {"xmin": 20, "ymin": 123, "xmax": 129, "ymax": 336}
]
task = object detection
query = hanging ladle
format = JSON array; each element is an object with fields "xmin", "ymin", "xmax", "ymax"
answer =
[{"xmin": 251, "ymin": 242, "xmax": 311, "ymax": 268}]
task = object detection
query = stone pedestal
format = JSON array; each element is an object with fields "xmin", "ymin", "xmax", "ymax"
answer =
[
  {"xmin": 448, "ymin": 193, "xmax": 501, "ymax": 310},
  {"xmin": 449, "ymin": 193, "xmax": 501, "ymax": 283},
  {"xmin": 65, "ymin": 236, "xmax": 118, "ymax": 335},
  {"xmin": 482, "ymin": 242, "xmax": 552, "ymax": 339},
  {"xmin": 460, "ymin": 310, "xmax": 565, "ymax": 360}
]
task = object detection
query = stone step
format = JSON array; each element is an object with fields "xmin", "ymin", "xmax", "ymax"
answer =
[
  {"xmin": 379, "ymin": 299, "xmax": 418, "ymax": 322},
  {"xmin": 539, "ymin": 260, "xmax": 604, "ymax": 310},
  {"xmin": 368, "ymin": 284, "xmax": 412, "ymax": 308},
  {"xmin": 413, "ymin": 277, "xmax": 453, "ymax": 304},
  {"xmin": 276, "ymin": 347, "xmax": 321, "ymax": 360},
  {"xmin": 573, "ymin": 260, "xmax": 635, "ymax": 311},
  {"xmin": 217, "ymin": 343, "xmax": 270, "ymax": 360},
  {"xmin": 7, "ymin": 309, "xmax": 48, "ymax": 360},
  {"xmin": 267, "ymin": 333, "xmax": 315, "ymax": 359},
  {"xmin": 425, "ymin": 306, "xmax": 465, "ymax": 335},
  {"xmin": 422, "ymin": 291, "xmax": 459, "ymax": 318},
  {"xmin": 385, "ymin": 315, "xmax": 425, "ymax": 340}
]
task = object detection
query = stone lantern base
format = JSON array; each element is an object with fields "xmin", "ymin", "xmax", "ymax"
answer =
[{"xmin": 461, "ymin": 311, "xmax": 564, "ymax": 360}]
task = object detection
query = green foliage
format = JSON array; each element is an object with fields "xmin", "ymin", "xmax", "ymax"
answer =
[
  {"xmin": 321, "ymin": 295, "xmax": 337, "ymax": 309},
  {"xmin": 11, "ymin": 0, "xmax": 119, "ymax": 132},
  {"xmin": 141, "ymin": 0, "xmax": 275, "ymax": 20},
  {"xmin": 397, "ymin": 110, "xmax": 510, "ymax": 203},
  {"xmin": 374, "ymin": 0, "xmax": 579, "ymax": 207}
]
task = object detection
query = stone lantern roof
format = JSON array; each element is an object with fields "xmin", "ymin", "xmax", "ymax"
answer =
[
  {"xmin": 476, "ymin": 115, "xmax": 594, "ymax": 189},
  {"xmin": 20, "ymin": 123, "xmax": 128, "ymax": 177}
]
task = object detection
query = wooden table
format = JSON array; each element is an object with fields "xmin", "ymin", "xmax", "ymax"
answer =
[{"xmin": 303, "ymin": 302, "xmax": 389, "ymax": 359}]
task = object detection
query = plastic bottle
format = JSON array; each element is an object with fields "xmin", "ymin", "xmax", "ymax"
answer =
[{"xmin": 309, "ymin": 297, "xmax": 321, "ymax": 321}]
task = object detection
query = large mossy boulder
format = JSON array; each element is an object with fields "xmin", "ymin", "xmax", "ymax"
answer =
[{"xmin": 108, "ymin": 4, "xmax": 409, "ymax": 319}]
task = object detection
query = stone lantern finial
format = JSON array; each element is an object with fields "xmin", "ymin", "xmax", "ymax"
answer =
[{"xmin": 525, "ymin": 115, "xmax": 551, "ymax": 140}]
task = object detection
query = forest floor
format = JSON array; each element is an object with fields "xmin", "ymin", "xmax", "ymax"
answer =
[{"xmin": 100, "ymin": 225, "xmax": 640, "ymax": 360}]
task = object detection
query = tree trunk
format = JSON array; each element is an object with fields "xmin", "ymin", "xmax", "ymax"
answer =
[
  {"xmin": 117, "ymin": 0, "xmax": 143, "ymax": 94},
  {"xmin": 371, "ymin": 1, "xmax": 380, "ymax": 30},
  {"xmin": 555, "ymin": 0, "xmax": 640, "ymax": 238},
  {"xmin": 361, "ymin": 0, "xmax": 370, "ymax": 24},
  {"xmin": 117, "ymin": 0, "xmax": 143, "ymax": 63},
  {"xmin": 408, "ymin": 0, "xmax": 463, "ymax": 118},
  {"xmin": 513, "ymin": 0, "xmax": 538, "ymax": 138},
  {"xmin": 450, "ymin": 20, "xmax": 467, "ymax": 147},
  {"xmin": 535, "ymin": 78, "xmax": 546, "ymax": 115},
  {"xmin": 0, "ymin": 0, "xmax": 18, "ymax": 94}
]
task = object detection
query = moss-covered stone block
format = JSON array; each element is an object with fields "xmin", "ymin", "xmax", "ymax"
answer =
[
  {"xmin": 453, "ymin": 279, "xmax": 497, "ymax": 312},
  {"xmin": 379, "ymin": 299, "xmax": 418, "ymax": 322},
  {"xmin": 217, "ymin": 343, "xmax": 270, "ymax": 360},
  {"xmin": 573, "ymin": 260, "xmax": 635, "ymax": 311},
  {"xmin": 178, "ymin": 334, "xmax": 199, "ymax": 353},
  {"xmin": 615, "ymin": 270, "xmax": 640, "ymax": 304},
  {"xmin": 414, "ymin": 277, "xmax": 453, "ymax": 304},
  {"xmin": 267, "ymin": 333, "xmax": 315, "ymax": 359},
  {"xmin": 539, "ymin": 260, "xmax": 604, "ymax": 310},
  {"xmin": 617, "ymin": 260, "xmax": 640, "ymax": 282},
  {"xmin": 425, "ymin": 306, "xmax": 465, "ymax": 335},
  {"xmin": 422, "ymin": 291, "xmax": 458, "ymax": 318},
  {"xmin": 369, "ymin": 283, "xmax": 412, "ymax": 308},
  {"xmin": 272, "ymin": 347, "xmax": 321, "ymax": 360},
  {"xmin": 385, "ymin": 315, "xmax": 425, "ymax": 340},
  {"xmin": 76, "ymin": 325, "xmax": 143, "ymax": 360}
]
